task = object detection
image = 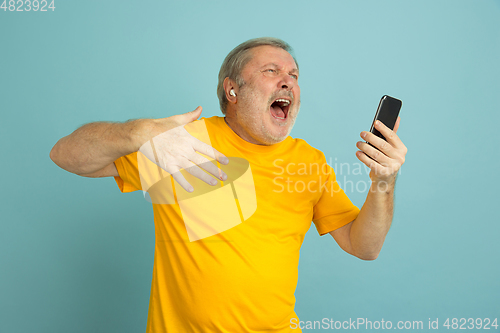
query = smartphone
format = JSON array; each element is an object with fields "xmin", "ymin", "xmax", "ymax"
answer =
[{"xmin": 369, "ymin": 95, "xmax": 402, "ymax": 141}]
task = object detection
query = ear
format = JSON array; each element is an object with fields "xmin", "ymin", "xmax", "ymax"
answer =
[{"xmin": 223, "ymin": 77, "xmax": 237, "ymax": 104}]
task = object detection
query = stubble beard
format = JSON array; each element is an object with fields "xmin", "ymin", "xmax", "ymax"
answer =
[{"xmin": 237, "ymin": 85, "xmax": 300, "ymax": 145}]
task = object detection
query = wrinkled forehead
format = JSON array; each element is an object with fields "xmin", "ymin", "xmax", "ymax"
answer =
[{"xmin": 244, "ymin": 45, "xmax": 298, "ymax": 72}]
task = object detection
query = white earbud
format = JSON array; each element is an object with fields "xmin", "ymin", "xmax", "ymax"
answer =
[{"xmin": 229, "ymin": 89, "xmax": 236, "ymax": 97}]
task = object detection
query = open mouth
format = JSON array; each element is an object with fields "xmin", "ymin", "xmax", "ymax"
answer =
[{"xmin": 269, "ymin": 98, "xmax": 291, "ymax": 120}]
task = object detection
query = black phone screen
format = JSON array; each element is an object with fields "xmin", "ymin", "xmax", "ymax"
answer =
[{"xmin": 369, "ymin": 95, "xmax": 402, "ymax": 141}]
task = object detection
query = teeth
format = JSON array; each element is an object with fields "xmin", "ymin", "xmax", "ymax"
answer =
[{"xmin": 275, "ymin": 98, "xmax": 290, "ymax": 105}]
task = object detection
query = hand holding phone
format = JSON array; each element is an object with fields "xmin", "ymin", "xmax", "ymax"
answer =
[{"xmin": 356, "ymin": 95, "xmax": 406, "ymax": 181}]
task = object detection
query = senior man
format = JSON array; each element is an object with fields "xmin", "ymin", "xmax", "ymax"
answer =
[{"xmin": 50, "ymin": 37, "xmax": 407, "ymax": 332}]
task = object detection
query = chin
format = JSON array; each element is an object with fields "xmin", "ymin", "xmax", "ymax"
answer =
[{"xmin": 260, "ymin": 124, "xmax": 292, "ymax": 145}]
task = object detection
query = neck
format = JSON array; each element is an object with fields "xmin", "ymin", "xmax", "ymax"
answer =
[{"xmin": 224, "ymin": 113, "xmax": 266, "ymax": 146}]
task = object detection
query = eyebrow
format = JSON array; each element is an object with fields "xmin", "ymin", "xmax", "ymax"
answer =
[{"xmin": 262, "ymin": 63, "xmax": 299, "ymax": 75}]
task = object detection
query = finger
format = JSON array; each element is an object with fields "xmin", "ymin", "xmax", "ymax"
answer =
[
  {"xmin": 355, "ymin": 150, "xmax": 385, "ymax": 174},
  {"xmin": 193, "ymin": 140, "xmax": 229, "ymax": 165},
  {"xmin": 356, "ymin": 141, "xmax": 390, "ymax": 164},
  {"xmin": 393, "ymin": 116, "xmax": 401, "ymax": 134},
  {"xmin": 372, "ymin": 120, "xmax": 404, "ymax": 148},
  {"xmin": 180, "ymin": 160, "xmax": 221, "ymax": 186},
  {"xmin": 189, "ymin": 152, "xmax": 228, "ymax": 181},
  {"xmin": 361, "ymin": 131, "xmax": 396, "ymax": 157},
  {"xmin": 164, "ymin": 166, "xmax": 194, "ymax": 192}
]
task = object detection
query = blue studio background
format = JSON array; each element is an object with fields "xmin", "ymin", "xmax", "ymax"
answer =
[{"xmin": 1, "ymin": 1, "xmax": 499, "ymax": 332}]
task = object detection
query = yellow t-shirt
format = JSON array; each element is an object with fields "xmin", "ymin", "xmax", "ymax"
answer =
[{"xmin": 113, "ymin": 116, "xmax": 360, "ymax": 333}]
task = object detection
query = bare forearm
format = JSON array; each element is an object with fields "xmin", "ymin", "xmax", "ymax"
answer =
[
  {"xmin": 50, "ymin": 119, "xmax": 151, "ymax": 175},
  {"xmin": 349, "ymin": 178, "xmax": 395, "ymax": 260}
]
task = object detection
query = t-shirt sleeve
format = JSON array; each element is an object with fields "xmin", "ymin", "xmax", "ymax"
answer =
[
  {"xmin": 312, "ymin": 162, "xmax": 360, "ymax": 236},
  {"xmin": 113, "ymin": 152, "xmax": 142, "ymax": 193}
]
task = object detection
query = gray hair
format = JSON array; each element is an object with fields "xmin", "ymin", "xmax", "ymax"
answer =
[{"xmin": 217, "ymin": 37, "xmax": 299, "ymax": 115}]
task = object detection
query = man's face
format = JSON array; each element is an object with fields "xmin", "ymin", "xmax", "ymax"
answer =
[{"xmin": 230, "ymin": 45, "xmax": 301, "ymax": 145}]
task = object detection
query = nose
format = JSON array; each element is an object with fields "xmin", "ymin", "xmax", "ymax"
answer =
[{"xmin": 278, "ymin": 73, "xmax": 295, "ymax": 91}]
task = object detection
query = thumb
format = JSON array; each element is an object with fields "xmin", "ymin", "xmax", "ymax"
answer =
[
  {"xmin": 393, "ymin": 116, "xmax": 401, "ymax": 134},
  {"xmin": 179, "ymin": 106, "xmax": 203, "ymax": 124}
]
